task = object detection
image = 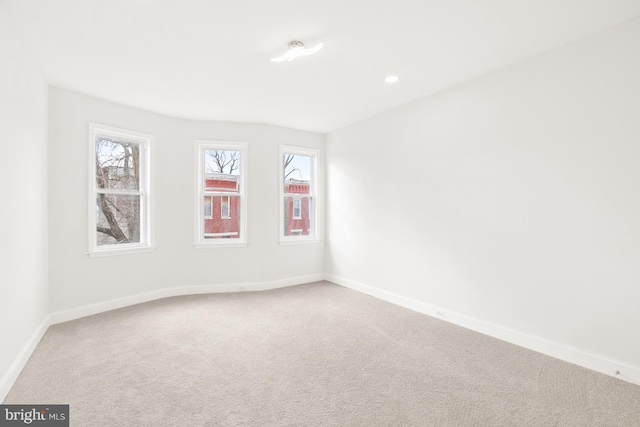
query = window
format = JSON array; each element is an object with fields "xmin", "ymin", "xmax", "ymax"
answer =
[
  {"xmin": 89, "ymin": 123, "xmax": 153, "ymax": 256},
  {"xmin": 293, "ymin": 198, "xmax": 302, "ymax": 219},
  {"xmin": 196, "ymin": 141, "xmax": 247, "ymax": 246},
  {"xmin": 280, "ymin": 146, "xmax": 317, "ymax": 242},
  {"xmin": 221, "ymin": 196, "xmax": 230, "ymax": 219},
  {"xmin": 204, "ymin": 196, "xmax": 213, "ymax": 218}
]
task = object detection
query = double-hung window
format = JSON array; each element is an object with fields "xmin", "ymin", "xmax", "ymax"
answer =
[
  {"xmin": 89, "ymin": 123, "xmax": 153, "ymax": 256},
  {"xmin": 280, "ymin": 146, "xmax": 318, "ymax": 243},
  {"xmin": 196, "ymin": 141, "xmax": 247, "ymax": 246}
]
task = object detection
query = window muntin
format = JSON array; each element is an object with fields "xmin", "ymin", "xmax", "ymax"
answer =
[
  {"xmin": 89, "ymin": 123, "xmax": 152, "ymax": 255},
  {"xmin": 196, "ymin": 142, "xmax": 247, "ymax": 246},
  {"xmin": 280, "ymin": 146, "xmax": 317, "ymax": 242}
]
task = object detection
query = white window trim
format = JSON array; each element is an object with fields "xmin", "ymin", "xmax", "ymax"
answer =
[
  {"xmin": 88, "ymin": 123, "xmax": 154, "ymax": 257},
  {"xmin": 195, "ymin": 140, "xmax": 247, "ymax": 248},
  {"xmin": 279, "ymin": 145, "xmax": 319, "ymax": 244}
]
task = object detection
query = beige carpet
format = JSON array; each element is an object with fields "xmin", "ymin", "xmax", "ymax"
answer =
[{"xmin": 5, "ymin": 282, "xmax": 640, "ymax": 426}]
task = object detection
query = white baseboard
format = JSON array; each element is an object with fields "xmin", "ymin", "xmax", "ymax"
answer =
[
  {"xmin": 9, "ymin": 273, "xmax": 636, "ymax": 404},
  {"xmin": 0, "ymin": 316, "xmax": 50, "ymax": 402},
  {"xmin": 325, "ymin": 274, "xmax": 640, "ymax": 386},
  {"xmin": 3, "ymin": 274, "xmax": 323, "ymax": 402},
  {"xmin": 49, "ymin": 274, "xmax": 325, "ymax": 325}
]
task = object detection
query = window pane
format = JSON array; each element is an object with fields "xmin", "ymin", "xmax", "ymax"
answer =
[
  {"xmin": 283, "ymin": 154, "xmax": 311, "ymax": 194},
  {"xmin": 95, "ymin": 137, "xmax": 140, "ymax": 191},
  {"xmin": 204, "ymin": 196, "xmax": 212, "ymax": 218},
  {"xmin": 221, "ymin": 196, "xmax": 230, "ymax": 218},
  {"xmin": 293, "ymin": 199, "xmax": 301, "ymax": 219},
  {"xmin": 95, "ymin": 194, "xmax": 141, "ymax": 245},
  {"xmin": 203, "ymin": 196, "xmax": 241, "ymax": 239},
  {"xmin": 204, "ymin": 150, "xmax": 241, "ymax": 192},
  {"xmin": 284, "ymin": 196, "xmax": 312, "ymax": 236}
]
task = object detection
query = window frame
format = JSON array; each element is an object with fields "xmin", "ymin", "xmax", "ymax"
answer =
[
  {"xmin": 88, "ymin": 123, "xmax": 154, "ymax": 257},
  {"xmin": 195, "ymin": 140, "xmax": 247, "ymax": 248},
  {"xmin": 279, "ymin": 145, "xmax": 318, "ymax": 244}
]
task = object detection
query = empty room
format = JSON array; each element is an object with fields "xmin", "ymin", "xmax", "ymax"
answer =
[{"xmin": 2, "ymin": 0, "xmax": 640, "ymax": 425}]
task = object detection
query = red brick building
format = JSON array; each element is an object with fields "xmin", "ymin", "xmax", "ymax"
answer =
[
  {"xmin": 204, "ymin": 173, "xmax": 240, "ymax": 239},
  {"xmin": 284, "ymin": 179, "xmax": 311, "ymax": 236},
  {"xmin": 203, "ymin": 175, "xmax": 311, "ymax": 238}
]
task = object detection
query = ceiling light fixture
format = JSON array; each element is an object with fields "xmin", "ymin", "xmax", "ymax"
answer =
[
  {"xmin": 271, "ymin": 41, "xmax": 323, "ymax": 63},
  {"xmin": 385, "ymin": 75, "xmax": 399, "ymax": 84}
]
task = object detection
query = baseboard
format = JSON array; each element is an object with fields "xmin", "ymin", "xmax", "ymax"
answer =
[
  {"xmin": 0, "ymin": 316, "xmax": 50, "ymax": 402},
  {"xmin": 50, "ymin": 273, "xmax": 325, "ymax": 325},
  {"xmin": 325, "ymin": 274, "xmax": 640, "ymax": 386},
  {"xmin": 3, "ymin": 274, "xmax": 323, "ymax": 402}
]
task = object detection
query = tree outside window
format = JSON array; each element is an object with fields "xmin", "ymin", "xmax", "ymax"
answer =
[
  {"xmin": 89, "ymin": 123, "xmax": 152, "ymax": 255},
  {"xmin": 196, "ymin": 142, "xmax": 247, "ymax": 245}
]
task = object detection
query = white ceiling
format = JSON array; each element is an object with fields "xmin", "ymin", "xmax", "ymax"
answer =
[{"xmin": 3, "ymin": 0, "xmax": 640, "ymax": 133}]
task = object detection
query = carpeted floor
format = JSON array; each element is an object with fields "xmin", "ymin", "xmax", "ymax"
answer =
[{"xmin": 5, "ymin": 281, "xmax": 640, "ymax": 426}]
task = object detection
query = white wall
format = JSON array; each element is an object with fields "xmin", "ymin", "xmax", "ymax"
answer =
[
  {"xmin": 48, "ymin": 88, "xmax": 325, "ymax": 315},
  {"xmin": 327, "ymin": 17, "xmax": 640, "ymax": 373},
  {"xmin": 0, "ymin": 4, "xmax": 49, "ymax": 399}
]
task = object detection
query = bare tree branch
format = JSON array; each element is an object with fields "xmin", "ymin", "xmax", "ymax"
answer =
[
  {"xmin": 207, "ymin": 150, "xmax": 240, "ymax": 174},
  {"xmin": 96, "ymin": 226, "xmax": 119, "ymax": 240},
  {"xmin": 284, "ymin": 154, "xmax": 301, "ymax": 180},
  {"xmin": 95, "ymin": 139, "xmax": 140, "ymax": 244},
  {"xmin": 98, "ymin": 193, "xmax": 128, "ymax": 243}
]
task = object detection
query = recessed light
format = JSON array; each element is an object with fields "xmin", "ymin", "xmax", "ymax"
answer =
[{"xmin": 385, "ymin": 75, "xmax": 399, "ymax": 84}]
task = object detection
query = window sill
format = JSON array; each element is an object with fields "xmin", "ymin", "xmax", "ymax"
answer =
[{"xmin": 89, "ymin": 246, "xmax": 156, "ymax": 258}]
